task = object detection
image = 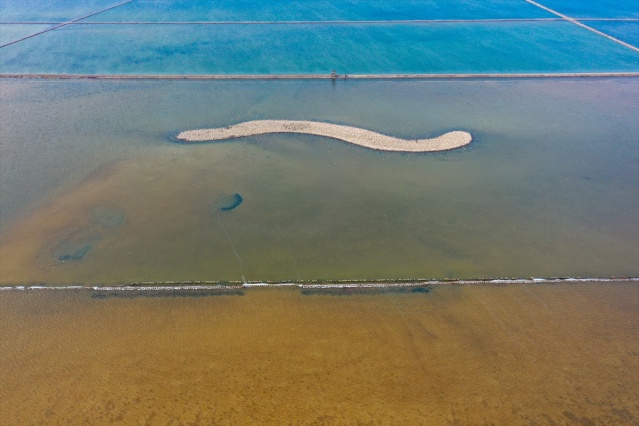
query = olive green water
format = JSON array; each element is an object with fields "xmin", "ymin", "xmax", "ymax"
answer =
[{"xmin": 1, "ymin": 78, "xmax": 638, "ymax": 284}]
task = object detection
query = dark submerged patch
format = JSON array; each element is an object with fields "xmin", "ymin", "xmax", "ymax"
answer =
[
  {"xmin": 91, "ymin": 206, "xmax": 126, "ymax": 228},
  {"xmin": 91, "ymin": 289, "xmax": 244, "ymax": 299},
  {"xmin": 218, "ymin": 193, "xmax": 243, "ymax": 211},
  {"xmin": 301, "ymin": 285, "xmax": 432, "ymax": 296},
  {"xmin": 57, "ymin": 244, "xmax": 92, "ymax": 262}
]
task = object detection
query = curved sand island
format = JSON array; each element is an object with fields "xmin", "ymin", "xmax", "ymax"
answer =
[{"xmin": 176, "ymin": 120, "xmax": 472, "ymax": 152}]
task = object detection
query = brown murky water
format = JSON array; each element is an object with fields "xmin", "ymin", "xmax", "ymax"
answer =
[{"xmin": 1, "ymin": 282, "xmax": 637, "ymax": 424}]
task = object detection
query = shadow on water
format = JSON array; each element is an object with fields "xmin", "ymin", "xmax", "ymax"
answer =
[{"xmin": 91, "ymin": 289, "xmax": 245, "ymax": 299}]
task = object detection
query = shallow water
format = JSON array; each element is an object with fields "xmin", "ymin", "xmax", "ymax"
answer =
[
  {"xmin": 84, "ymin": 0, "xmax": 554, "ymax": 22},
  {"xmin": 2, "ymin": 0, "xmax": 637, "ymax": 76},
  {"xmin": 538, "ymin": 0, "xmax": 639, "ymax": 19},
  {"xmin": 0, "ymin": 24, "xmax": 52, "ymax": 45},
  {"xmin": 587, "ymin": 20, "xmax": 639, "ymax": 47},
  {"xmin": 1, "ymin": 78, "xmax": 637, "ymax": 284},
  {"xmin": 0, "ymin": 0, "xmax": 118, "ymax": 22},
  {"xmin": 2, "ymin": 4, "xmax": 638, "ymax": 426},
  {"xmin": 1, "ymin": 283, "xmax": 637, "ymax": 424},
  {"xmin": 0, "ymin": 0, "xmax": 555, "ymax": 23},
  {"xmin": 2, "ymin": 21, "xmax": 639, "ymax": 75}
]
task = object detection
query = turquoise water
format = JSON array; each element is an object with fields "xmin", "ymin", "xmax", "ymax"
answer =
[
  {"xmin": 587, "ymin": 21, "xmax": 639, "ymax": 47},
  {"xmin": 539, "ymin": 0, "xmax": 639, "ymax": 19},
  {"xmin": 0, "ymin": 0, "xmax": 118, "ymax": 21},
  {"xmin": 2, "ymin": 21, "xmax": 639, "ymax": 75},
  {"xmin": 84, "ymin": 0, "xmax": 553, "ymax": 22},
  {"xmin": 1, "ymin": 78, "xmax": 637, "ymax": 283},
  {"xmin": 2, "ymin": 0, "xmax": 637, "ymax": 76},
  {"xmin": 0, "ymin": 24, "xmax": 51, "ymax": 45}
]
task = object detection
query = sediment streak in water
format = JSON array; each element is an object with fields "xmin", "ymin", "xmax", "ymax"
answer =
[{"xmin": 177, "ymin": 120, "xmax": 472, "ymax": 152}]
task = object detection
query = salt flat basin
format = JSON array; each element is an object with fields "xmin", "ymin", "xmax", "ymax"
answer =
[{"xmin": 176, "ymin": 120, "xmax": 472, "ymax": 152}]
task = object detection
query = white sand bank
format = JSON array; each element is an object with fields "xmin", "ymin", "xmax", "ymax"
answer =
[{"xmin": 177, "ymin": 120, "xmax": 472, "ymax": 152}]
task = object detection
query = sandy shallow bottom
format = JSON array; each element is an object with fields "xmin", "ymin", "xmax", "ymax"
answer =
[
  {"xmin": 1, "ymin": 140, "xmax": 637, "ymax": 284},
  {"xmin": 1, "ymin": 283, "xmax": 637, "ymax": 424},
  {"xmin": 2, "ymin": 78, "xmax": 638, "ymax": 283}
]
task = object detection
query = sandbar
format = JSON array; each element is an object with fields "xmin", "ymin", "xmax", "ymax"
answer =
[{"xmin": 176, "ymin": 120, "xmax": 472, "ymax": 152}]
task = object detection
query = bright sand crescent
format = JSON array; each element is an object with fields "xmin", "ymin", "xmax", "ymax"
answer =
[{"xmin": 177, "ymin": 120, "xmax": 472, "ymax": 152}]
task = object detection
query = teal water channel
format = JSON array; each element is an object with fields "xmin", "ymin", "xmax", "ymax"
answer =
[
  {"xmin": 537, "ymin": 0, "xmax": 639, "ymax": 19},
  {"xmin": 2, "ymin": 0, "xmax": 554, "ymax": 23},
  {"xmin": 1, "ymin": 78, "xmax": 638, "ymax": 284},
  {"xmin": 2, "ymin": 0, "xmax": 637, "ymax": 76},
  {"xmin": 2, "ymin": 21, "xmax": 639, "ymax": 75},
  {"xmin": 0, "ymin": 24, "xmax": 51, "ymax": 45},
  {"xmin": 586, "ymin": 20, "xmax": 639, "ymax": 47},
  {"xmin": 83, "ymin": 0, "xmax": 554, "ymax": 22},
  {"xmin": 0, "ymin": 0, "xmax": 120, "ymax": 22}
]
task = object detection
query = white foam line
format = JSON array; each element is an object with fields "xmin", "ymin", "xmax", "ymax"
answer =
[
  {"xmin": 0, "ymin": 285, "xmax": 240, "ymax": 291},
  {"xmin": 0, "ymin": 285, "xmax": 87, "ymax": 290},
  {"xmin": 243, "ymin": 283, "xmax": 297, "ymax": 287},
  {"xmin": 301, "ymin": 283, "xmax": 421, "ymax": 289},
  {"xmin": 300, "ymin": 277, "xmax": 639, "ymax": 288},
  {"xmin": 525, "ymin": 0, "xmax": 639, "ymax": 53},
  {"xmin": 1, "ymin": 277, "xmax": 637, "ymax": 291},
  {"xmin": 93, "ymin": 285, "xmax": 241, "ymax": 291}
]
